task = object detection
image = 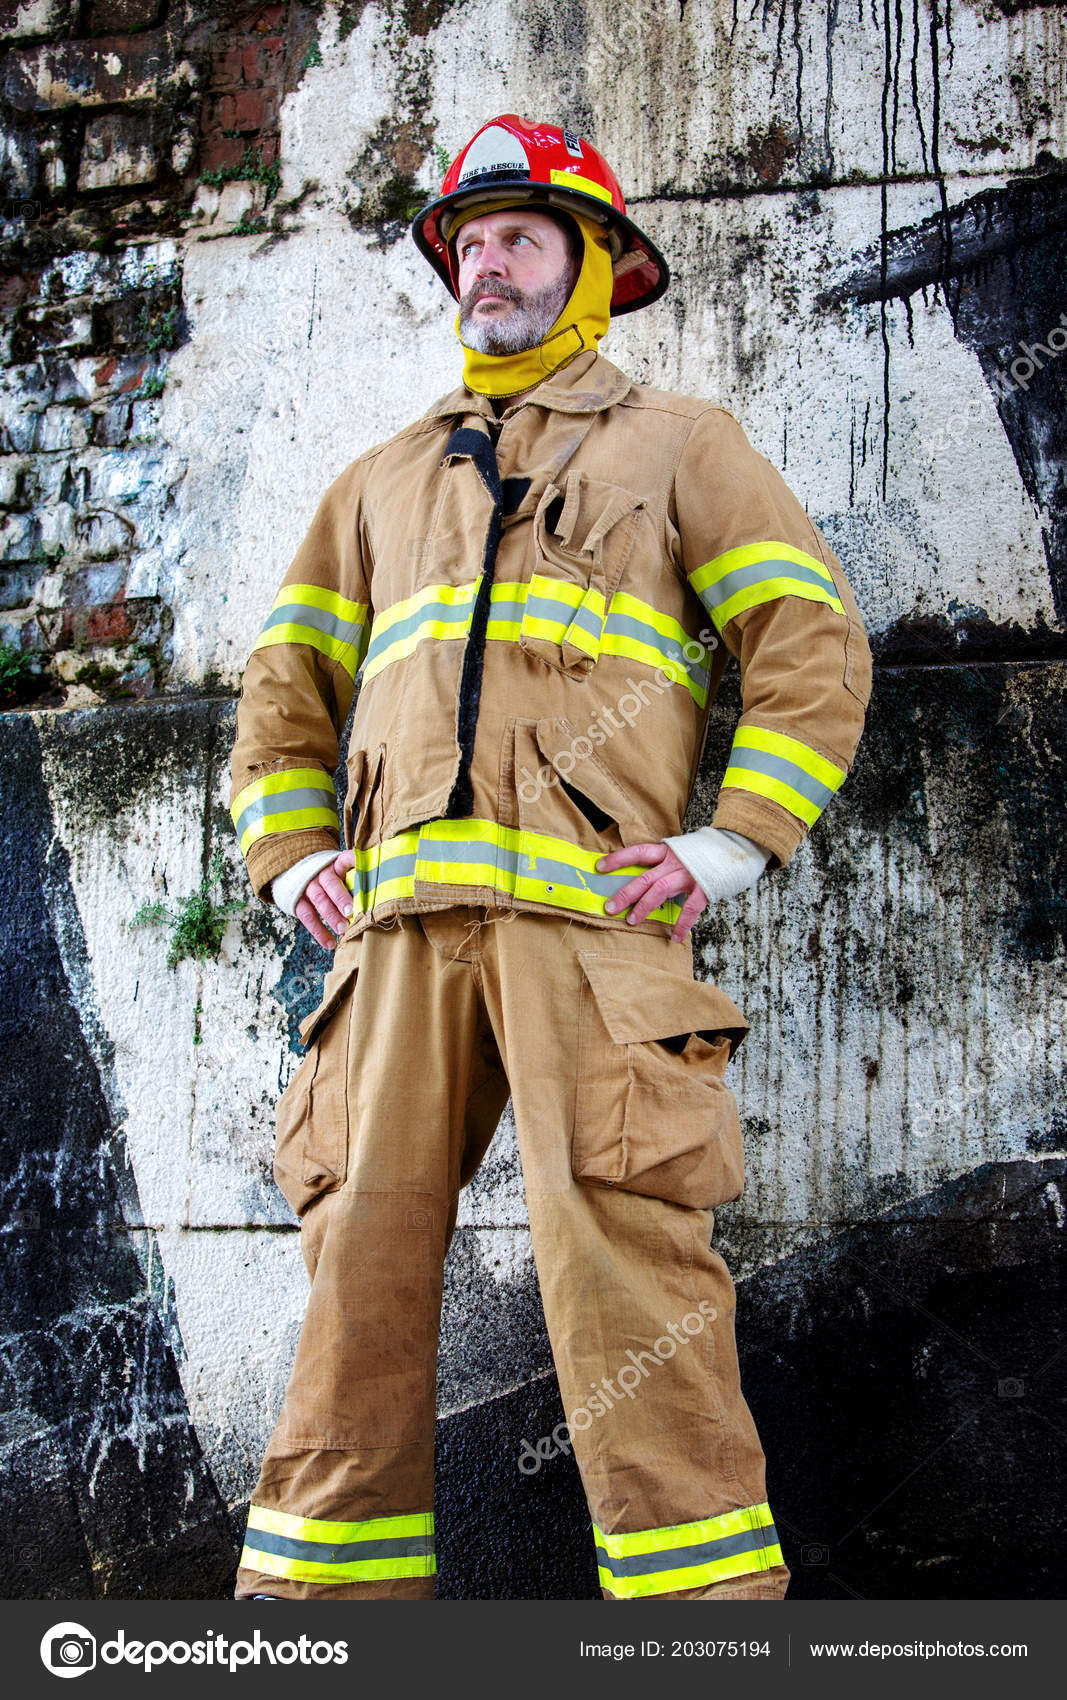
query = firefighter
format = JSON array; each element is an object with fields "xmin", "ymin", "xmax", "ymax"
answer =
[{"xmin": 229, "ymin": 115, "xmax": 872, "ymax": 1601}]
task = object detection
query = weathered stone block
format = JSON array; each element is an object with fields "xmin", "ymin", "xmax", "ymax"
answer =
[
  {"xmin": 87, "ymin": 0, "xmax": 164, "ymax": 32},
  {"xmin": 197, "ymin": 133, "xmax": 245, "ymax": 176},
  {"xmin": 2, "ymin": 30, "xmax": 174, "ymax": 111},
  {"xmin": 72, "ymin": 506, "xmax": 131, "ymax": 560},
  {"xmin": 92, "ymin": 402, "xmax": 131, "ymax": 447},
  {"xmin": 0, "ymin": 566, "xmax": 36, "ymax": 609},
  {"xmin": 0, "ymin": 1, "xmax": 74, "ymax": 42},
  {"xmin": 0, "ymin": 456, "xmax": 31, "ymax": 508},
  {"xmin": 37, "ymin": 405, "xmax": 90, "ymax": 452},
  {"xmin": 233, "ymin": 87, "xmax": 268, "ymax": 131},
  {"xmin": 0, "ymin": 511, "xmax": 38, "ymax": 562},
  {"xmin": 77, "ymin": 112, "xmax": 158, "ymax": 192},
  {"xmin": 216, "ymin": 181, "xmax": 253, "ymax": 224}
]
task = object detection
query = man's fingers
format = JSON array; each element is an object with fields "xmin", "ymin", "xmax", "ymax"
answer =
[
  {"xmin": 671, "ymin": 883, "xmax": 708, "ymax": 944},
  {"xmin": 318, "ymin": 867, "xmax": 354, "ymax": 915},
  {"xmin": 597, "ymin": 842, "xmax": 667, "ymax": 872},
  {"xmin": 294, "ymin": 892, "xmax": 339, "ymax": 950}
]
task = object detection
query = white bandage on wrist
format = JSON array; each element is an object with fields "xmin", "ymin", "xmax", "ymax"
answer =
[
  {"xmin": 662, "ymin": 826, "xmax": 770, "ymax": 904},
  {"xmin": 269, "ymin": 849, "xmax": 341, "ymax": 918}
]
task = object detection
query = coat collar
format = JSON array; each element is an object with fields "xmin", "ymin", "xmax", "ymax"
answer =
[{"xmin": 421, "ymin": 348, "xmax": 632, "ymax": 423}]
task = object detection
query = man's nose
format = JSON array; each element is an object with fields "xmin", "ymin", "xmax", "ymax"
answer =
[{"xmin": 473, "ymin": 240, "xmax": 507, "ymax": 278}]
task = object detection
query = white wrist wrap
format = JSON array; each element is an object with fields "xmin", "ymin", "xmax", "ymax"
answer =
[
  {"xmin": 269, "ymin": 850, "xmax": 340, "ymax": 918},
  {"xmin": 662, "ymin": 826, "xmax": 770, "ymax": 903}
]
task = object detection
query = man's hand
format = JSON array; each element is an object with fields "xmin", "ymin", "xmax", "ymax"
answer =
[
  {"xmin": 596, "ymin": 842, "xmax": 708, "ymax": 945},
  {"xmin": 295, "ymin": 849, "xmax": 356, "ymax": 948}
]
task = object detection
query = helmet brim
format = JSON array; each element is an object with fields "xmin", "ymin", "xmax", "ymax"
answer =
[{"xmin": 411, "ymin": 180, "xmax": 670, "ymax": 315}]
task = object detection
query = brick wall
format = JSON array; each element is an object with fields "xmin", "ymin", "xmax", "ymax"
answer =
[{"xmin": 0, "ymin": 1, "xmax": 304, "ymax": 704}]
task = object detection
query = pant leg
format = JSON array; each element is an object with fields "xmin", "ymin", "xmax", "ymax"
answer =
[
  {"xmin": 478, "ymin": 910, "xmax": 790, "ymax": 1602},
  {"xmin": 235, "ymin": 913, "xmax": 509, "ymax": 1600}
]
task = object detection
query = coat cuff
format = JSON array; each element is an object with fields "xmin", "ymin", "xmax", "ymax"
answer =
[
  {"xmin": 244, "ymin": 829, "xmax": 341, "ymax": 903},
  {"xmin": 710, "ymin": 791, "xmax": 807, "ymax": 868}
]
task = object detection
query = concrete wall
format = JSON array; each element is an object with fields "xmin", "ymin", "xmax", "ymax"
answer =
[{"xmin": 1, "ymin": 0, "xmax": 1064, "ymax": 1599}]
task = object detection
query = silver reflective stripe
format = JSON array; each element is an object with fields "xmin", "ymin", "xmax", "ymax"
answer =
[
  {"xmin": 364, "ymin": 599, "xmax": 472, "ymax": 666},
  {"xmin": 596, "ymin": 1522, "xmax": 780, "ymax": 1581},
  {"xmin": 604, "ymin": 608, "xmax": 711, "ymax": 690},
  {"xmin": 727, "ymin": 746, "xmax": 837, "ymax": 809},
  {"xmin": 261, "ymin": 604, "xmax": 357, "ymax": 644},
  {"xmin": 248, "ymin": 1530, "xmax": 433, "ymax": 1565},
  {"xmin": 234, "ymin": 784, "xmax": 336, "ymax": 841},
  {"xmin": 708, "ymin": 556, "xmax": 836, "ymax": 606}
]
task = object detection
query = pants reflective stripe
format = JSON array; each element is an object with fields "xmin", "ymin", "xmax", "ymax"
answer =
[
  {"xmin": 720, "ymin": 725, "xmax": 847, "ymax": 828},
  {"xmin": 230, "ymin": 766, "xmax": 339, "ymax": 856},
  {"xmin": 689, "ymin": 541, "xmax": 846, "ymax": 633},
  {"xmin": 594, "ymin": 1502, "xmax": 784, "ymax": 1598},
  {"xmin": 241, "ymin": 1505, "xmax": 435, "ymax": 1586},
  {"xmin": 251, "ymin": 582, "xmax": 370, "ymax": 678},
  {"xmin": 343, "ymin": 818, "xmax": 682, "ymax": 926},
  {"xmin": 360, "ymin": 579, "xmax": 712, "ymax": 703}
]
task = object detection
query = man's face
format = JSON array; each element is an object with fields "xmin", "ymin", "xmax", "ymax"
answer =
[{"xmin": 455, "ymin": 208, "xmax": 580, "ymax": 355}]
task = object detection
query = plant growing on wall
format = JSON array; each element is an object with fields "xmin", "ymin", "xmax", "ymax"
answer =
[{"xmin": 132, "ymin": 850, "xmax": 246, "ymax": 970}]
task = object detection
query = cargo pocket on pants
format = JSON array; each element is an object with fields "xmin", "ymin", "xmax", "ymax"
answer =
[
  {"xmin": 273, "ymin": 938, "xmax": 361, "ymax": 1219},
  {"xmin": 573, "ymin": 952, "xmax": 749, "ymax": 1209}
]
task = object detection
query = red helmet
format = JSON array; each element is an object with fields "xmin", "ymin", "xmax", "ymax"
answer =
[{"xmin": 411, "ymin": 114, "xmax": 669, "ymax": 315}]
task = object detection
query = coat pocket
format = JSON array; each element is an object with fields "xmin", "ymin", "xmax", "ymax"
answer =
[
  {"xmin": 273, "ymin": 939, "xmax": 361, "ymax": 1218},
  {"xmin": 573, "ymin": 952, "xmax": 749, "ymax": 1210},
  {"xmin": 512, "ymin": 716, "xmax": 652, "ymax": 851},
  {"xmin": 520, "ymin": 473, "xmax": 645, "ymax": 676},
  {"xmin": 344, "ymin": 743, "xmax": 387, "ymax": 850}
]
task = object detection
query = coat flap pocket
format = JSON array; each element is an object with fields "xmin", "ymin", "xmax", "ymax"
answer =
[
  {"xmin": 297, "ymin": 937, "xmax": 363, "ymax": 1048},
  {"xmin": 552, "ymin": 471, "xmax": 642, "ymax": 556},
  {"xmin": 577, "ymin": 953, "xmax": 748, "ymax": 1054},
  {"xmin": 533, "ymin": 719, "xmax": 648, "ymax": 842}
]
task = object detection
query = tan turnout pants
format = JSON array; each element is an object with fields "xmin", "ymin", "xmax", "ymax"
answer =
[{"xmin": 235, "ymin": 905, "xmax": 790, "ymax": 1601}]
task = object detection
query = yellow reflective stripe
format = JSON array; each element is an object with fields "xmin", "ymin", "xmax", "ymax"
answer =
[
  {"xmin": 598, "ymin": 1544, "xmax": 786, "ymax": 1599},
  {"xmin": 689, "ymin": 541, "xmax": 845, "ymax": 633},
  {"xmin": 594, "ymin": 1502, "xmax": 783, "ymax": 1599},
  {"xmin": 364, "ymin": 579, "xmax": 709, "ymax": 702},
  {"xmin": 594, "ymin": 1502, "xmax": 776, "ymax": 1559},
  {"xmin": 241, "ymin": 1503, "xmax": 435, "ymax": 1584},
  {"xmin": 599, "ymin": 631, "xmax": 707, "ymax": 706},
  {"xmin": 253, "ymin": 622, "xmax": 367, "ymax": 675},
  {"xmin": 550, "ymin": 167, "xmax": 613, "ymax": 204},
  {"xmin": 252, "ymin": 581, "xmax": 370, "ymax": 678},
  {"xmin": 342, "ymin": 818, "xmax": 682, "ymax": 926},
  {"xmin": 526, "ymin": 572, "xmax": 586, "ymax": 611},
  {"xmin": 721, "ymin": 725, "xmax": 846, "ymax": 828},
  {"xmin": 610, "ymin": 588, "xmax": 693, "ymax": 647},
  {"xmin": 241, "ymin": 1549, "xmax": 435, "ymax": 1584},
  {"xmin": 362, "ymin": 580, "xmax": 479, "ymax": 682},
  {"xmin": 230, "ymin": 766, "xmax": 338, "ymax": 856},
  {"xmin": 271, "ymin": 582, "xmax": 367, "ymax": 622},
  {"xmin": 370, "ymin": 579, "xmax": 480, "ymax": 640},
  {"xmin": 246, "ymin": 1506, "xmax": 431, "ymax": 1544}
]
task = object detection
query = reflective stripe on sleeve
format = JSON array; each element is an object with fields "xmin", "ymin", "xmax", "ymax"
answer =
[
  {"xmin": 689, "ymin": 541, "xmax": 846, "ymax": 633},
  {"xmin": 594, "ymin": 1502, "xmax": 784, "ymax": 1599},
  {"xmin": 241, "ymin": 1504, "xmax": 435, "ymax": 1585},
  {"xmin": 252, "ymin": 582, "xmax": 370, "ymax": 678},
  {"xmin": 720, "ymin": 726, "xmax": 847, "ymax": 827},
  {"xmin": 343, "ymin": 817, "xmax": 683, "ymax": 926},
  {"xmin": 230, "ymin": 766, "xmax": 338, "ymax": 856}
]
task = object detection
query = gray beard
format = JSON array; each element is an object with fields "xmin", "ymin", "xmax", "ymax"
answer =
[{"xmin": 459, "ymin": 271, "xmax": 576, "ymax": 355}]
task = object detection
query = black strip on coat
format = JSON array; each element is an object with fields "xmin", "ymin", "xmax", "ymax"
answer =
[{"xmin": 441, "ymin": 428, "xmax": 504, "ymax": 819}]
